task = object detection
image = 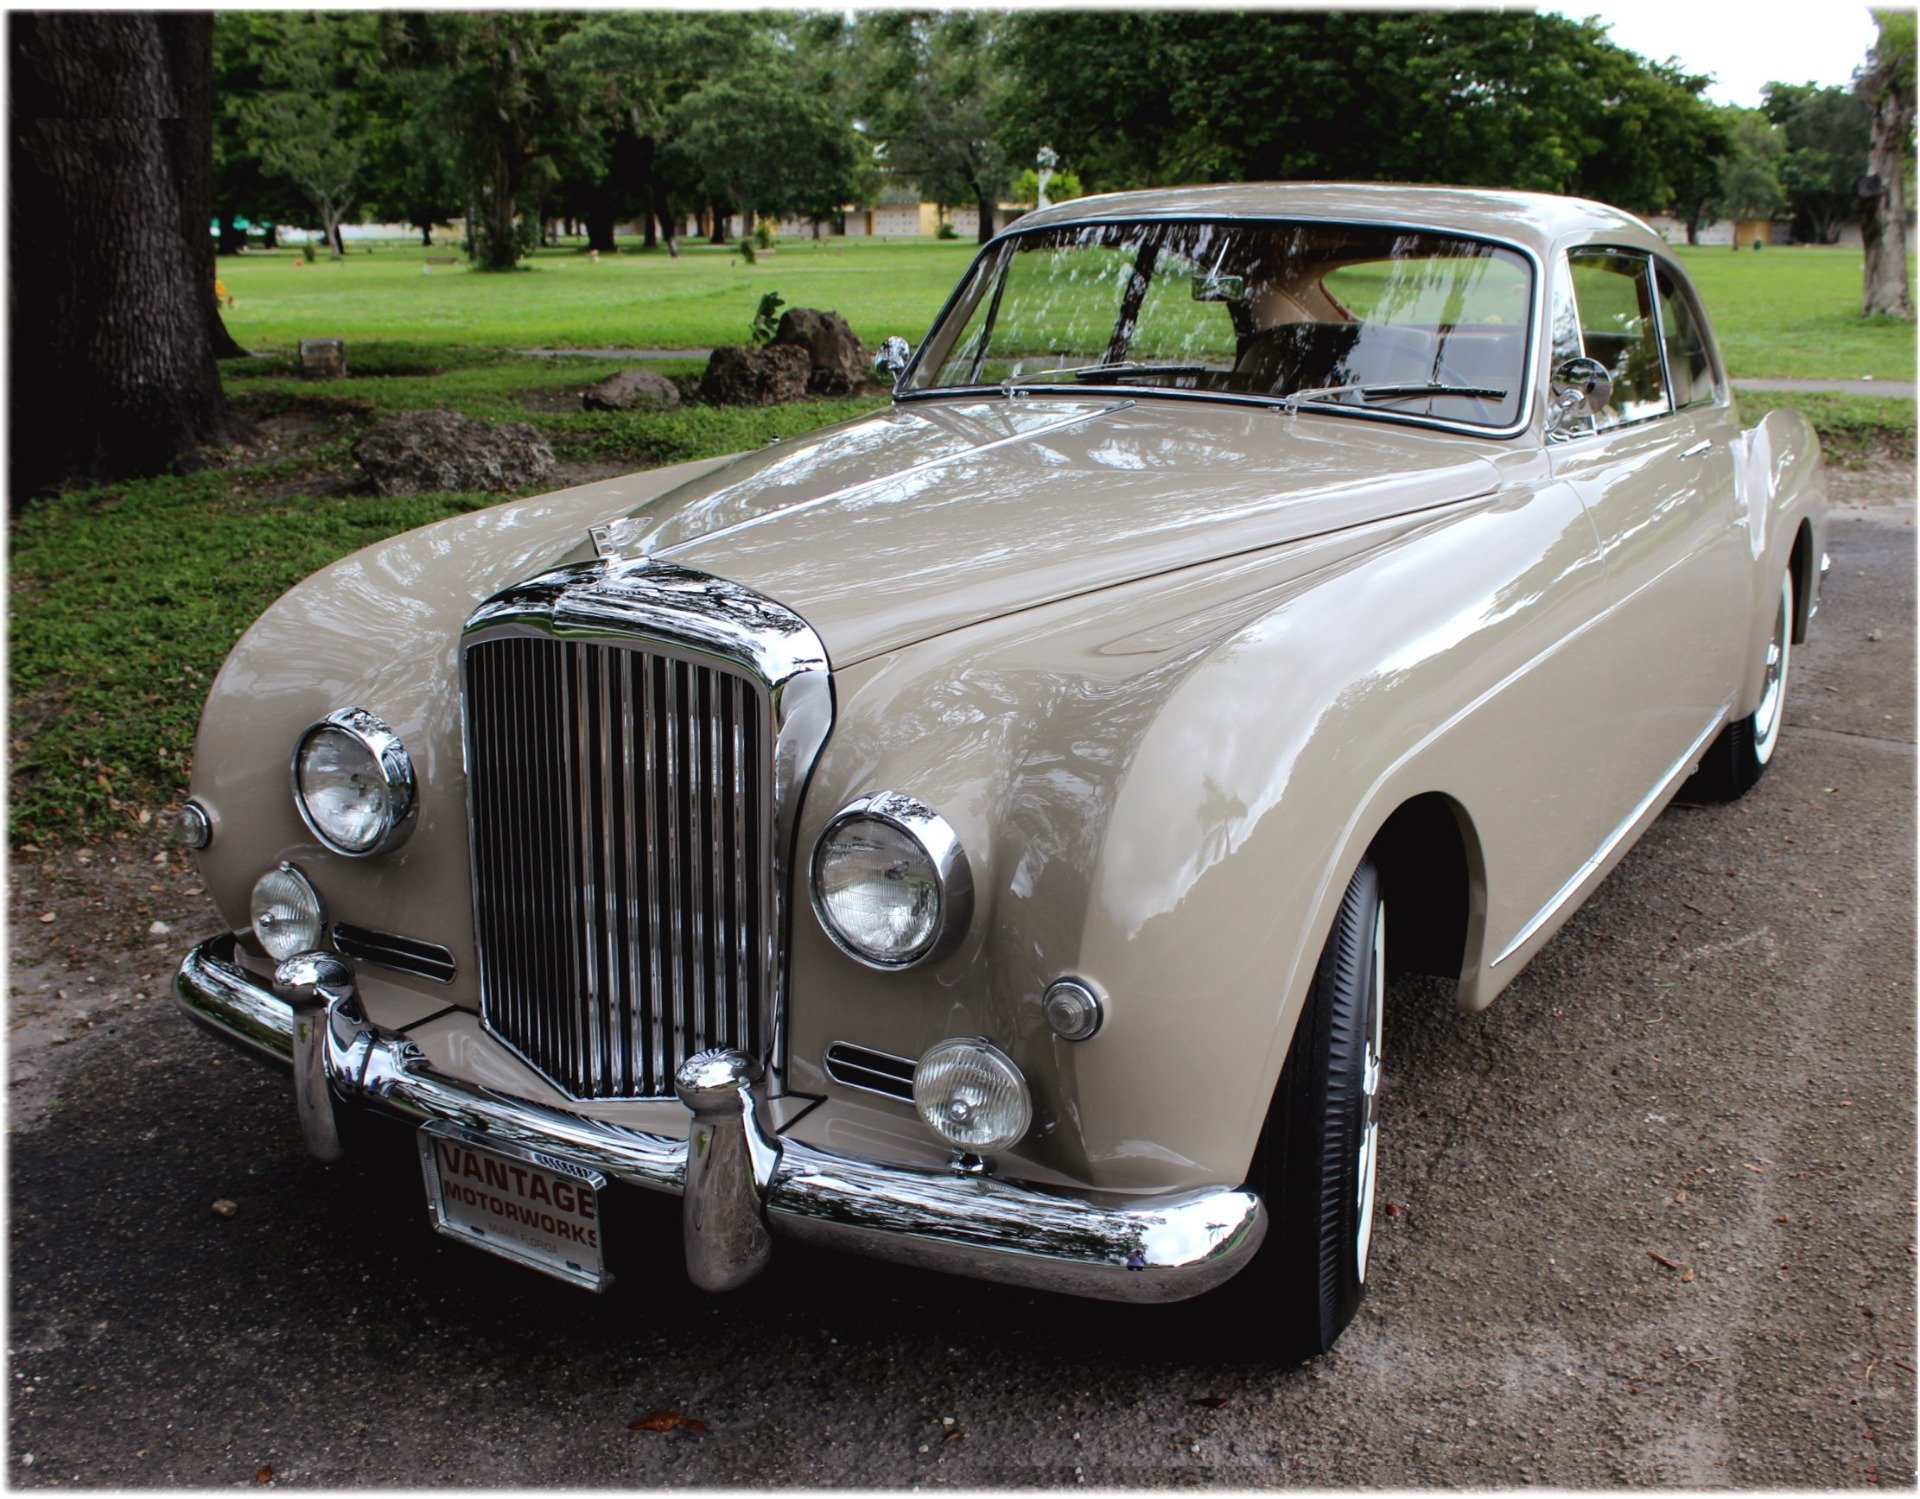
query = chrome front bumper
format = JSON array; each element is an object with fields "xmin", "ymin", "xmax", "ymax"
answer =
[{"xmin": 175, "ymin": 935, "xmax": 1266, "ymax": 1303}]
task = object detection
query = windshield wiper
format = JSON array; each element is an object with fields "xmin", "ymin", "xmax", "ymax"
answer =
[
  {"xmin": 1280, "ymin": 381, "xmax": 1509, "ymax": 414},
  {"xmin": 1002, "ymin": 360, "xmax": 1213, "ymax": 391}
]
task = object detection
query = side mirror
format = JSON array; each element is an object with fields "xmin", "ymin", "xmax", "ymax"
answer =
[
  {"xmin": 1548, "ymin": 356, "xmax": 1612, "ymax": 435},
  {"xmin": 872, "ymin": 335, "xmax": 912, "ymax": 389}
]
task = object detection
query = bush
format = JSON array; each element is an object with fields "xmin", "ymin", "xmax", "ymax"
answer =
[
  {"xmin": 752, "ymin": 217, "xmax": 777, "ymax": 251},
  {"xmin": 738, "ymin": 237, "xmax": 756, "ymax": 265},
  {"xmin": 935, "ymin": 221, "xmax": 958, "ymax": 240},
  {"xmin": 300, "ymin": 239, "xmax": 317, "ymax": 263}
]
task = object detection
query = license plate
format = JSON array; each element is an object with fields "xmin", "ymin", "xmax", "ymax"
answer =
[{"xmin": 417, "ymin": 1123, "xmax": 611, "ymax": 1291}]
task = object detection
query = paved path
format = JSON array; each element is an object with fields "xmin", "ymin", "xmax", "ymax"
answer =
[
  {"xmin": 521, "ymin": 346, "xmax": 712, "ymax": 361},
  {"xmin": 8, "ymin": 497, "xmax": 1914, "ymax": 1487}
]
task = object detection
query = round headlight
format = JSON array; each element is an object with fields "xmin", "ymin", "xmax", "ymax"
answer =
[
  {"xmin": 810, "ymin": 792, "xmax": 973, "ymax": 969},
  {"xmin": 913, "ymin": 1038, "xmax": 1032, "ymax": 1156},
  {"xmin": 250, "ymin": 863, "xmax": 326, "ymax": 960},
  {"xmin": 292, "ymin": 707, "xmax": 416, "ymax": 856}
]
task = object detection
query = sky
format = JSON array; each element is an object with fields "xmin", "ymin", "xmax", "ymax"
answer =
[{"xmin": 1540, "ymin": 0, "xmax": 1884, "ymax": 107}]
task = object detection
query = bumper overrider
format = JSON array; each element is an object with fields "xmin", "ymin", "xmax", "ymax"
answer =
[{"xmin": 175, "ymin": 935, "xmax": 1267, "ymax": 1302}]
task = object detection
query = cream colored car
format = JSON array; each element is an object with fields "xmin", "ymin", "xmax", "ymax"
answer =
[{"xmin": 175, "ymin": 184, "xmax": 1826, "ymax": 1358}]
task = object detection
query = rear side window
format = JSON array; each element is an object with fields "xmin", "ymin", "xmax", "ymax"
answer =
[
  {"xmin": 1655, "ymin": 265, "xmax": 1718, "ymax": 409},
  {"xmin": 1566, "ymin": 249, "xmax": 1670, "ymax": 428}
]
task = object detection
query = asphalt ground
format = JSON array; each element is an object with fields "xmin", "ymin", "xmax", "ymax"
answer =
[{"xmin": 8, "ymin": 488, "xmax": 1914, "ymax": 1487}]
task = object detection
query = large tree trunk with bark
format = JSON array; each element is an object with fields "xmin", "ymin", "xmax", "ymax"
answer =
[
  {"xmin": 1861, "ymin": 81, "xmax": 1914, "ymax": 318},
  {"xmin": 583, "ymin": 204, "xmax": 616, "ymax": 254},
  {"xmin": 10, "ymin": 11, "xmax": 249, "ymax": 503},
  {"xmin": 973, "ymin": 188, "xmax": 996, "ymax": 244},
  {"xmin": 156, "ymin": 13, "xmax": 249, "ymax": 359}
]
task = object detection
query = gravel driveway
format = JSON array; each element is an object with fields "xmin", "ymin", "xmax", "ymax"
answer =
[{"xmin": 9, "ymin": 480, "xmax": 1913, "ymax": 1488}]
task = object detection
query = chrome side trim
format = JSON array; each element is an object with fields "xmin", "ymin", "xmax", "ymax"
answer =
[
  {"xmin": 331, "ymin": 923, "xmax": 455, "ymax": 984},
  {"xmin": 823, "ymin": 1042, "xmax": 916, "ymax": 1102},
  {"xmin": 1492, "ymin": 707, "xmax": 1731, "ymax": 967},
  {"xmin": 174, "ymin": 936, "xmax": 1265, "ymax": 1304}
]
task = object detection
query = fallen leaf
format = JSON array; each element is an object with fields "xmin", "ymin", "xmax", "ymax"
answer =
[
  {"xmin": 1680, "ymin": 1268, "xmax": 1696, "ymax": 1283},
  {"xmin": 1384, "ymin": 1201, "xmax": 1402, "ymax": 1219},
  {"xmin": 36, "ymin": 912, "xmax": 54, "ymax": 923},
  {"xmin": 943, "ymin": 1429, "xmax": 964, "ymax": 1442},
  {"xmin": 212, "ymin": 1199, "xmax": 238, "ymax": 1218},
  {"xmin": 1647, "ymin": 1250, "xmax": 1681, "ymax": 1270},
  {"xmin": 1673, "ymin": 1190, "xmax": 1689, "ymax": 1205},
  {"xmin": 630, "ymin": 1411, "xmax": 704, "ymax": 1434},
  {"xmin": 254, "ymin": 1465, "xmax": 275, "ymax": 1484},
  {"xmin": 1774, "ymin": 1214, "xmax": 1792, "ymax": 1224}
]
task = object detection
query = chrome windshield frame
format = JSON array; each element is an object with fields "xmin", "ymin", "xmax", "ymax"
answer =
[{"xmin": 894, "ymin": 212, "xmax": 1545, "ymax": 442}]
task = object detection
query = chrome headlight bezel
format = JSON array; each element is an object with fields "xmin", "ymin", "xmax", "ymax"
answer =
[
  {"xmin": 809, "ymin": 791, "xmax": 974, "ymax": 970},
  {"xmin": 291, "ymin": 707, "xmax": 418, "ymax": 857}
]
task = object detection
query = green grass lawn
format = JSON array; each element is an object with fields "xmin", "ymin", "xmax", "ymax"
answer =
[
  {"xmin": 219, "ymin": 237, "xmax": 1917, "ymax": 382},
  {"xmin": 1675, "ymin": 246, "xmax": 1919, "ymax": 381},
  {"xmin": 220, "ymin": 237, "xmax": 975, "ymax": 351}
]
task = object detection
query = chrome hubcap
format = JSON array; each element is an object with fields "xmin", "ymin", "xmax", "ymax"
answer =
[
  {"xmin": 1753, "ymin": 572, "xmax": 1792, "ymax": 765},
  {"xmin": 1355, "ymin": 901, "xmax": 1385, "ymax": 1282}
]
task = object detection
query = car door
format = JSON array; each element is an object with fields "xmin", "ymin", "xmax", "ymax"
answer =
[{"xmin": 1544, "ymin": 245, "xmax": 1751, "ymax": 832}]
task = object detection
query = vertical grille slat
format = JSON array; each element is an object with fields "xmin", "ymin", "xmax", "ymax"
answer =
[{"xmin": 464, "ymin": 634, "xmax": 773, "ymax": 1100}]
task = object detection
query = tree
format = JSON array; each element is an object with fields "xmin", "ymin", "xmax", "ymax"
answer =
[
  {"xmin": 1858, "ymin": 9, "xmax": 1916, "ymax": 318},
  {"xmin": 10, "ymin": 12, "xmax": 249, "ymax": 501},
  {"xmin": 666, "ymin": 69, "xmax": 865, "ymax": 234},
  {"xmin": 856, "ymin": 13, "xmax": 1018, "ymax": 242},
  {"xmin": 161, "ymin": 13, "xmax": 251, "ymax": 359},
  {"xmin": 1764, "ymin": 82, "xmax": 1873, "ymax": 244},
  {"xmin": 211, "ymin": 12, "xmax": 309, "ymax": 252},
  {"xmin": 240, "ymin": 13, "xmax": 379, "ymax": 258},
  {"xmin": 1714, "ymin": 109, "xmax": 1789, "ymax": 241}
]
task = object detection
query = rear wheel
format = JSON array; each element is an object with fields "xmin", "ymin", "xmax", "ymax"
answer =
[
  {"xmin": 1684, "ymin": 567, "xmax": 1794, "ymax": 802},
  {"xmin": 1244, "ymin": 858, "xmax": 1384, "ymax": 1360}
]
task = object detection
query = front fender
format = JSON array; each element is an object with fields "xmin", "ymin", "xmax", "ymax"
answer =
[{"xmin": 1734, "ymin": 406, "xmax": 1828, "ymax": 715}]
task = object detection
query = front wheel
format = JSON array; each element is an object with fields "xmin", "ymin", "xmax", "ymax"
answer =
[
  {"xmin": 1684, "ymin": 567, "xmax": 1795, "ymax": 802},
  {"xmin": 1244, "ymin": 857, "xmax": 1385, "ymax": 1360}
]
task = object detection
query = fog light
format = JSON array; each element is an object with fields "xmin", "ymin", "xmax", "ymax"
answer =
[
  {"xmin": 913, "ymin": 1038, "xmax": 1031, "ymax": 1155},
  {"xmin": 173, "ymin": 800, "xmax": 213, "ymax": 850},
  {"xmin": 250, "ymin": 863, "xmax": 325, "ymax": 960},
  {"xmin": 1042, "ymin": 978, "xmax": 1104, "ymax": 1041}
]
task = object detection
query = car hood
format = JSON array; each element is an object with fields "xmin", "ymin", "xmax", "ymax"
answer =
[{"xmin": 586, "ymin": 397, "xmax": 1505, "ymax": 666}]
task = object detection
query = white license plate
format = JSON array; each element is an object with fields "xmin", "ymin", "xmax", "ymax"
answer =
[{"xmin": 417, "ymin": 1123, "xmax": 611, "ymax": 1291}]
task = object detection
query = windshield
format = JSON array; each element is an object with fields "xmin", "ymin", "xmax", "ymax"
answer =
[{"xmin": 905, "ymin": 219, "xmax": 1535, "ymax": 430}]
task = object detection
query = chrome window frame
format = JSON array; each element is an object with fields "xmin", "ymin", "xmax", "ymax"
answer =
[
  {"xmin": 461, "ymin": 558, "xmax": 834, "ymax": 1095},
  {"xmin": 893, "ymin": 212, "xmax": 1546, "ymax": 442}
]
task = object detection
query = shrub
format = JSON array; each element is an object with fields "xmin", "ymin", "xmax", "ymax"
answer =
[
  {"xmin": 753, "ymin": 217, "xmax": 777, "ymax": 250},
  {"xmin": 935, "ymin": 221, "xmax": 958, "ymax": 240},
  {"xmin": 300, "ymin": 239, "xmax": 317, "ymax": 263},
  {"xmin": 738, "ymin": 237, "xmax": 756, "ymax": 266}
]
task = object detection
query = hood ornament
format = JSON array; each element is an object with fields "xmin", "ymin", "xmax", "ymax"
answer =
[{"xmin": 589, "ymin": 519, "xmax": 651, "ymax": 559}]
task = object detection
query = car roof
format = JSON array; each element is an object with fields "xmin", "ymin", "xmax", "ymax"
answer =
[{"xmin": 1009, "ymin": 182, "xmax": 1668, "ymax": 260}]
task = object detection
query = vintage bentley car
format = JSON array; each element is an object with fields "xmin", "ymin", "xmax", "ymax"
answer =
[{"xmin": 176, "ymin": 184, "xmax": 1827, "ymax": 1357}]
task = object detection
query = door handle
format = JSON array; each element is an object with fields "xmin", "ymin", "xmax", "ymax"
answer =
[{"xmin": 1678, "ymin": 439, "xmax": 1713, "ymax": 459}]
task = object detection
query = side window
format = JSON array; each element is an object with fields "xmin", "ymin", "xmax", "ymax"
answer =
[
  {"xmin": 1655, "ymin": 265, "xmax": 1718, "ymax": 410},
  {"xmin": 1566, "ymin": 249, "xmax": 1671, "ymax": 429}
]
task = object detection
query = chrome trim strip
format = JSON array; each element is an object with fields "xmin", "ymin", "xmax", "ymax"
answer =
[
  {"xmin": 175, "ymin": 936, "xmax": 1265, "ymax": 1304},
  {"xmin": 1492, "ymin": 708, "xmax": 1731, "ymax": 967},
  {"xmin": 823, "ymin": 1041, "xmax": 917, "ymax": 1102},
  {"xmin": 330, "ymin": 923, "xmax": 455, "ymax": 984}
]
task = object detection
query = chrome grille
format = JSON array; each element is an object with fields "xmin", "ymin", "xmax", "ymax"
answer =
[{"xmin": 463, "ymin": 633, "xmax": 771, "ymax": 1099}]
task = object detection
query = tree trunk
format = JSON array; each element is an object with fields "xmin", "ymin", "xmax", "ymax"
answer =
[
  {"xmin": 638, "ymin": 135, "xmax": 657, "ymax": 250},
  {"xmin": 709, "ymin": 200, "xmax": 728, "ymax": 245},
  {"xmin": 1684, "ymin": 216, "xmax": 1700, "ymax": 246},
  {"xmin": 649, "ymin": 159, "xmax": 678, "ymax": 257},
  {"xmin": 974, "ymin": 188, "xmax": 995, "ymax": 244},
  {"xmin": 263, "ymin": 222, "xmax": 279, "ymax": 249},
  {"xmin": 1861, "ymin": 84, "xmax": 1914, "ymax": 317},
  {"xmin": 10, "ymin": 11, "xmax": 248, "ymax": 502},
  {"xmin": 156, "ymin": 14, "xmax": 249, "ymax": 360},
  {"xmin": 419, "ymin": 221, "xmax": 433, "ymax": 247},
  {"xmin": 327, "ymin": 217, "xmax": 345, "ymax": 258},
  {"xmin": 584, "ymin": 207, "xmax": 616, "ymax": 254},
  {"xmin": 478, "ymin": 148, "xmax": 519, "ymax": 269},
  {"xmin": 216, "ymin": 216, "xmax": 247, "ymax": 255}
]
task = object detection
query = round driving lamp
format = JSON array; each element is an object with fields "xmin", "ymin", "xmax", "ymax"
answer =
[
  {"xmin": 292, "ymin": 707, "xmax": 417, "ymax": 856},
  {"xmin": 250, "ymin": 862, "xmax": 326, "ymax": 960},
  {"xmin": 1042, "ymin": 978, "xmax": 1105, "ymax": 1042},
  {"xmin": 912, "ymin": 1038, "xmax": 1032, "ymax": 1156},
  {"xmin": 811, "ymin": 792, "xmax": 973, "ymax": 969}
]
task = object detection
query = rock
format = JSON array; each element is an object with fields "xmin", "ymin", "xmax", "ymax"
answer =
[
  {"xmin": 298, "ymin": 338, "xmax": 346, "ymax": 380},
  {"xmin": 352, "ymin": 409, "xmax": 555, "ymax": 497},
  {"xmin": 211, "ymin": 1199, "xmax": 238, "ymax": 1218},
  {"xmin": 697, "ymin": 343, "xmax": 812, "ymax": 406},
  {"xmin": 769, "ymin": 308, "xmax": 869, "ymax": 395},
  {"xmin": 580, "ymin": 367, "xmax": 681, "ymax": 413}
]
